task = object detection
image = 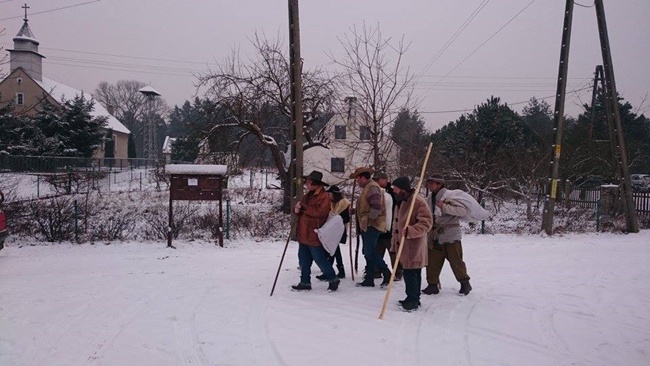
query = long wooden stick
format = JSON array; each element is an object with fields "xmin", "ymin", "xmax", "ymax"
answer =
[
  {"xmin": 348, "ymin": 179, "xmax": 357, "ymax": 281},
  {"xmin": 270, "ymin": 215, "xmax": 296, "ymax": 296},
  {"xmin": 379, "ymin": 142, "xmax": 433, "ymax": 319}
]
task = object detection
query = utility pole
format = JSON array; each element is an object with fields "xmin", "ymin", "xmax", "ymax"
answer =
[
  {"xmin": 594, "ymin": 0, "xmax": 639, "ymax": 233},
  {"xmin": 543, "ymin": 0, "xmax": 639, "ymax": 234},
  {"xmin": 542, "ymin": 0, "xmax": 574, "ymax": 235},
  {"xmin": 288, "ymin": 0, "xmax": 304, "ymax": 216}
]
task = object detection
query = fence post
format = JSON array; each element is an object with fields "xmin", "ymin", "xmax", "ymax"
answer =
[
  {"xmin": 140, "ymin": 172, "xmax": 142, "ymax": 191},
  {"xmin": 74, "ymin": 199, "xmax": 79, "ymax": 243},
  {"xmin": 37, "ymin": 174, "xmax": 40, "ymax": 198},
  {"xmin": 481, "ymin": 198, "xmax": 486, "ymax": 234},
  {"xmin": 226, "ymin": 199, "xmax": 231, "ymax": 239},
  {"xmin": 596, "ymin": 200, "xmax": 600, "ymax": 231},
  {"xmin": 250, "ymin": 170, "xmax": 254, "ymax": 189}
]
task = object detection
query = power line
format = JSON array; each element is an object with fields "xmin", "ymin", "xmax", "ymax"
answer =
[
  {"xmin": 419, "ymin": 85, "xmax": 592, "ymax": 114},
  {"xmin": 419, "ymin": 0, "xmax": 537, "ymax": 95},
  {"xmin": 415, "ymin": 0, "xmax": 491, "ymax": 80},
  {"xmin": 0, "ymin": 0, "xmax": 101, "ymax": 21}
]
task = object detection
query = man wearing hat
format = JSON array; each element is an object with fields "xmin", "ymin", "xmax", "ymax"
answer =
[
  {"xmin": 390, "ymin": 176, "xmax": 433, "ymax": 311},
  {"xmin": 350, "ymin": 167, "xmax": 392, "ymax": 287},
  {"xmin": 292, "ymin": 170, "xmax": 340, "ymax": 292},
  {"xmin": 373, "ymin": 171, "xmax": 403, "ymax": 281},
  {"xmin": 423, "ymin": 174, "xmax": 473, "ymax": 296}
]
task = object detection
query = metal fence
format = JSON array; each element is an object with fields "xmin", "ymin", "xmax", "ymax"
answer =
[{"xmin": 536, "ymin": 186, "xmax": 650, "ymax": 216}]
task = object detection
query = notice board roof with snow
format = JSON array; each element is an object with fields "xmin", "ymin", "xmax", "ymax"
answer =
[{"xmin": 165, "ymin": 164, "xmax": 227, "ymax": 175}]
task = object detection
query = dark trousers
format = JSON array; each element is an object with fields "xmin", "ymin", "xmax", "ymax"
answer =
[
  {"xmin": 403, "ymin": 268, "xmax": 422, "ymax": 303},
  {"xmin": 327, "ymin": 245, "xmax": 345, "ymax": 273},
  {"xmin": 361, "ymin": 227, "xmax": 389, "ymax": 278},
  {"xmin": 376, "ymin": 234, "xmax": 402, "ymax": 277},
  {"xmin": 426, "ymin": 240, "xmax": 470, "ymax": 285}
]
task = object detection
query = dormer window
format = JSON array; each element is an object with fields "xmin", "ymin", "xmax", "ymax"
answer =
[{"xmin": 16, "ymin": 93, "xmax": 24, "ymax": 105}]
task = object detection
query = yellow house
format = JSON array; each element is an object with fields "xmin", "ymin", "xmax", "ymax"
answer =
[{"xmin": 0, "ymin": 17, "xmax": 130, "ymax": 161}]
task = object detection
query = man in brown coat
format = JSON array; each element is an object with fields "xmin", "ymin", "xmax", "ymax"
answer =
[
  {"xmin": 292, "ymin": 171, "xmax": 340, "ymax": 292},
  {"xmin": 391, "ymin": 177, "xmax": 433, "ymax": 311}
]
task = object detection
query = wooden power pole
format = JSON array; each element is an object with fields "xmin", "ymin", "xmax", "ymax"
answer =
[
  {"xmin": 543, "ymin": 0, "xmax": 639, "ymax": 234},
  {"xmin": 288, "ymin": 0, "xmax": 304, "ymax": 216}
]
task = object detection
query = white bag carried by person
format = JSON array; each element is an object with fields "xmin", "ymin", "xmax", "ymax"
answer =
[
  {"xmin": 315, "ymin": 214, "xmax": 345, "ymax": 256},
  {"xmin": 435, "ymin": 189, "xmax": 490, "ymax": 223}
]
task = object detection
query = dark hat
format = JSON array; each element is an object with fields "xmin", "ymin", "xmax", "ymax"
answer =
[
  {"xmin": 372, "ymin": 171, "xmax": 389, "ymax": 180},
  {"xmin": 325, "ymin": 185, "xmax": 341, "ymax": 194},
  {"xmin": 426, "ymin": 174, "xmax": 445, "ymax": 184},
  {"xmin": 392, "ymin": 176, "xmax": 413, "ymax": 191},
  {"xmin": 349, "ymin": 167, "xmax": 374, "ymax": 179},
  {"xmin": 303, "ymin": 170, "xmax": 327, "ymax": 186}
]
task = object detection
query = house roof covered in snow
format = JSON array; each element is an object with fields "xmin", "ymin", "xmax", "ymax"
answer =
[
  {"xmin": 35, "ymin": 77, "xmax": 130, "ymax": 135},
  {"xmin": 165, "ymin": 164, "xmax": 228, "ymax": 175}
]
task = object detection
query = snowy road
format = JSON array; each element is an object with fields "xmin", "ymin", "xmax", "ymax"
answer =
[{"xmin": 1, "ymin": 232, "xmax": 649, "ymax": 365}]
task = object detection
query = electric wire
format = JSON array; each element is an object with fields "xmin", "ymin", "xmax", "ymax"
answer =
[
  {"xmin": 415, "ymin": 0, "xmax": 491, "ymax": 80},
  {"xmin": 0, "ymin": 0, "xmax": 101, "ymax": 21}
]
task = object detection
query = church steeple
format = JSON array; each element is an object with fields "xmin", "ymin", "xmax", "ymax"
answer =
[{"xmin": 8, "ymin": 3, "xmax": 45, "ymax": 81}]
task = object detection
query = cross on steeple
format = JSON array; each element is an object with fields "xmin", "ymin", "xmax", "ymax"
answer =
[{"xmin": 22, "ymin": 3, "xmax": 30, "ymax": 22}]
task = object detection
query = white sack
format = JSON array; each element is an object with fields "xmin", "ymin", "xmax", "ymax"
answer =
[
  {"xmin": 437, "ymin": 189, "xmax": 491, "ymax": 223},
  {"xmin": 315, "ymin": 214, "xmax": 345, "ymax": 256}
]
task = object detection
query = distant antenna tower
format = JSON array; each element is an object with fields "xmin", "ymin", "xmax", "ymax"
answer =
[{"xmin": 138, "ymin": 86, "xmax": 161, "ymax": 163}]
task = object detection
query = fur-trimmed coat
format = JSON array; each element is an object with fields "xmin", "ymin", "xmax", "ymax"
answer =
[{"xmin": 391, "ymin": 192, "xmax": 433, "ymax": 269}]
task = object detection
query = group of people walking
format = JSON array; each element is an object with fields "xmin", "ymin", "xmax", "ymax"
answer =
[{"xmin": 292, "ymin": 168, "xmax": 473, "ymax": 312}]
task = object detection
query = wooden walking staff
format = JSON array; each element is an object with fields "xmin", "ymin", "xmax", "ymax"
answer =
[
  {"xmin": 348, "ymin": 179, "xmax": 357, "ymax": 281},
  {"xmin": 270, "ymin": 214, "xmax": 297, "ymax": 296},
  {"xmin": 379, "ymin": 142, "xmax": 433, "ymax": 319}
]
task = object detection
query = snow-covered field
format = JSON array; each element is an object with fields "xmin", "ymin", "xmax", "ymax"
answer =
[{"xmin": 1, "ymin": 232, "xmax": 649, "ymax": 366}]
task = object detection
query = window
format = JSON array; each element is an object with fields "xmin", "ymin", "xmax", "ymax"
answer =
[
  {"xmin": 331, "ymin": 157, "xmax": 345, "ymax": 173},
  {"xmin": 360, "ymin": 126, "xmax": 371, "ymax": 141},
  {"xmin": 334, "ymin": 125, "xmax": 346, "ymax": 140},
  {"xmin": 16, "ymin": 93, "xmax": 24, "ymax": 105}
]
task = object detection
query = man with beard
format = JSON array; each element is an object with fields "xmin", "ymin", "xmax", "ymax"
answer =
[
  {"xmin": 390, "ymin": 176, "xmax": 433, "ymax": 311},
  {"xmin": 292, "ymin": 170, "xmax": 340, "ymax": 292}
]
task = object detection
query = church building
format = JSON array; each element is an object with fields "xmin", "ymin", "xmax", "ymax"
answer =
[{"xmin": 0, "ymin": 11, "xmax": 130, "ymax": 161}]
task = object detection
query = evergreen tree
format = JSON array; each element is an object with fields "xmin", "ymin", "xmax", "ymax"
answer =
[{"xmin": 390, "ymin": 108, "xmax": 429, "ymax": 176}]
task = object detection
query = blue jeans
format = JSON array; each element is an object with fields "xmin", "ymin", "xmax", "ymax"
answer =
[
  {"xmin": 361, "ymin": 226, "xmax": 388, "ymax": 277},
  {"xmin": 298, "ymin": 243, "xmax": 336, "ymax": 284}
]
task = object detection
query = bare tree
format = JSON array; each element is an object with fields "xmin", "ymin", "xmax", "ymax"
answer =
[
  {"xmin": 328, "ymin": 23, "xmax": 415, "ymax": 170},
  {"xmin": 94, "ymin": 80, "xmax": 168, "ymax": 158},
  {"xmin": 197, "ymin": 33, "xmax": 338, "ymax": 211},
  {"xmin": 0, "ymin": 28, "xmax": 8, "ymax": 80}
]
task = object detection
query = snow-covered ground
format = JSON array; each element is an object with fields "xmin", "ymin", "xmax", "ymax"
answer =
[{"xmin": 1, "ymin": 232, "xmax": 649, "ymax": 366}]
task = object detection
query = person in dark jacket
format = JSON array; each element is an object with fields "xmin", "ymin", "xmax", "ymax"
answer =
[{"xmin": 292, "ymin": 171, "xmax": 340, "ymax": 292}]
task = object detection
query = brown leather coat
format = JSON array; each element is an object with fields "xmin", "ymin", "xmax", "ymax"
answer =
[{"xmin": 295, "ymin": 187, "xmax": 330, "ymax": 246}]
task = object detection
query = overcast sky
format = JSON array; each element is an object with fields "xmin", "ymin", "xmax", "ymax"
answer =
[{"xmin": 1, "ymin": 0, "xmax": 648, "ymax": 131}]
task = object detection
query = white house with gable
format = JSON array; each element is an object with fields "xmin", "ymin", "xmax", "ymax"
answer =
[{"xmin": 303, "ymin": 97, "xmax": 400, "ymax": 185}]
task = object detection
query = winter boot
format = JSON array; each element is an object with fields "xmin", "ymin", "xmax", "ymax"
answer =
[
  {"xmin": 401, "ymin": 300, "xmax": 420, "ymax": 312},
  {"xmin": 327, "ymin": 279, "xmax": 340, "ymax": 292},
  {"xmin": 422, "ymin": 283, "xmax": 440, "ymax": 295},
  {"xmin": 356, "ymin": 270, "xmax": 375, "ymax": 287},
  {"xmin": 380, "ymin": 268, "xmax": 392, "ymax": 288},
  {"xmin": 291, "ymin": 283, "xmax": 312, "ymax": 291},
  {"xmin": 459, "ymin": 280, "xmax": 472, "ymax": 296}
]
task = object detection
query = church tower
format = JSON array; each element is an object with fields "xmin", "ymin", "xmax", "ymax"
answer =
[{"xmin": 8, "ymin": 4, "xmax": 45, "ymax": 81}]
